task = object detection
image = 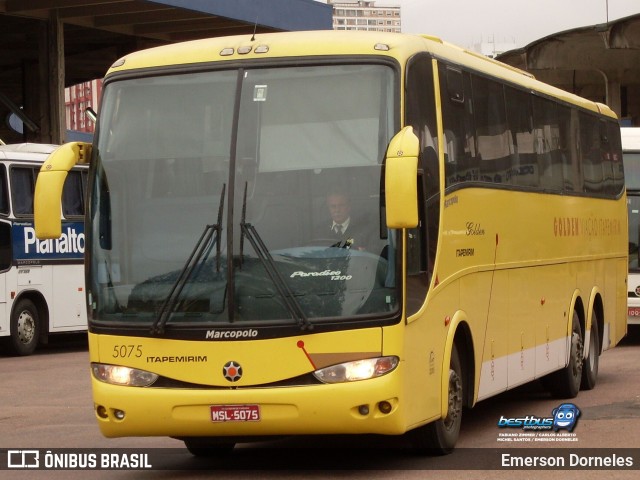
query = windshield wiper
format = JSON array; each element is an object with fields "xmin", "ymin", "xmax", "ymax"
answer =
[
  {"xmin": 150, "ymin": 184, "xmax": 226, "ymax": 335},
  {"xmin": 239, "ymin": 182, "xmax": 312, "ymax": 331}
]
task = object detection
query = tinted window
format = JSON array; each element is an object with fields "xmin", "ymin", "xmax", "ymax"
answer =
[
  {"xmin": 579, "ymin": 112, "xmax": 605, "ymax": 194},
  {"xmin": 441, "ymin": 66, "xmax": 477, "ymax": 187},
  {"xmin": 62, "ymin": 170, "xmax": 87, "ymax": 217},
  {"xmin": 473, "ymin": 76, "xmax": 510, "ymax": 184},
  {"xmin": 505, "ymin": 86, "xmax": 536, "ymax": 187},
  {"xmin": 10, "ymin": 167, "xmax": 36, "ymax": 216},
  {"xmin": 438, "ymin": 62, "xmax": 622, "ymax": 199},
  {"xmin": 533, "ymin": 96, "xmax": 564, "ymax": 191},
  {"xmin": 0, "ymin": 166, "xmax": 8, "ymax": 215}
]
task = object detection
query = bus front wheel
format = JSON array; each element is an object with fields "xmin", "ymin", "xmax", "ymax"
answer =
[
  {"xmin": 7, "ymin": 299, "xmax": 40, "ymax": 356},
  {"xmin": 409, "ymin": 344, "xmax": 463, "ymax": 455},
  {"xmin": 183, "ymin": 438, "xmax": 235, "ymax": 457}
]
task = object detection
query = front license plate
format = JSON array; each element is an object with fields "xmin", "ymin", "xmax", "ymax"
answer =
[
  {"xmin": 210, "ymin": 404, "xmax": 261, "ymax": 422},
  {"xmin": 629, "ymin": 307, "xmax": 640, "ymax": 317}
]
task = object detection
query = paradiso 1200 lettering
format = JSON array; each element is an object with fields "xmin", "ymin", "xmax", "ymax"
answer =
[{"xmin": 290, "ymin": 270, "xmax": 352, "ymax": 281}]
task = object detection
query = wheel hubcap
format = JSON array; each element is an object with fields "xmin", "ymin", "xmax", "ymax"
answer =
[
  {"xmin": 17, "ymin": 311, "xmax": 35, "ymax": 344},
  {"xmin": 444, "ymin": 368, "xmax": 462, "ymax": 431},
  {"xmin": 571, "ymin": 328, "xmax": 584, "ymax": 379}
]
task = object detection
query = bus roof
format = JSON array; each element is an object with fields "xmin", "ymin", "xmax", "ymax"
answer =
[
  {"xmin": 106, "ymin": 30, "xmax": 615, "ymax": 119},
  {"xmin": 0, "ymin": 143, "xmax": 58, "ymax": 160},
  {"xmin": 622, "ymin": 127, "xmax": 640, "ymax": 151}
]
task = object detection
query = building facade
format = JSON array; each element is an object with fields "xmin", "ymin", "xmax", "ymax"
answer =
[
  {"xmin": 65, "ymin": 80, "xmax": 102, "ymax": 134},
  {"xmin": 329, "ymin": 1, "xmax": 401, "ymax": 33}
]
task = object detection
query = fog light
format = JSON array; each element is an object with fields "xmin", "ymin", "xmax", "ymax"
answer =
[
  {"xmin": 358, "ymin": 404, "xmax": 370, "ymax": 416},
  {"xmin": 378, "ymin": 401, "xmax": 392, "ymax": 414},
  {"xmin": 113, "ymin": 409, "xmax": 126, "ymax": 420},
  {"xmin": 96, "ymin": 405, "xmax": 108, "ymax": 419}
]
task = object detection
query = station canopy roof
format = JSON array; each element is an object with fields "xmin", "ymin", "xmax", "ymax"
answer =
[
  {"xmin": 0, "ymin": 0, "xmax": 332, "ymax": 141},
  {"xmin": 496, "ymin": 13, "xmax": 640, "ymax": 121}
]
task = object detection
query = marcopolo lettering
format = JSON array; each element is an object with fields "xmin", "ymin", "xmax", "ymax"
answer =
[
  {"xmin": 206, "ymin": 329, "xmax": 259, "ymax": 339},
  {"xmin": 23, "ymin": 226, "xmax": 85, "ymax": 255}
]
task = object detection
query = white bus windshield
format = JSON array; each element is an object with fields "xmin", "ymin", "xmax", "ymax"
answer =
[{"xmin": 90, "ymin": 63, "xmax": 399, "ymax": 329}]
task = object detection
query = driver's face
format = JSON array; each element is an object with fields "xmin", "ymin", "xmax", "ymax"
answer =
[{"xmin": 327, "ymin": 194, "xmax": 350, "ymax": 224}]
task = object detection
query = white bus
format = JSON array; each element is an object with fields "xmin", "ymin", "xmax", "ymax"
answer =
[
  {"xmin": 624, "ymin": 128, "xmax": 640, "ymax": 326},
  {"xmin": 0, "ymin": 143, "xmax": 88, "ymax": 355}
]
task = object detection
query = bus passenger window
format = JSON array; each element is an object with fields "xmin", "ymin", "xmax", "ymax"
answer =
[
  {"xmin": 473, "ymin": 76, "xmax": 511, "ymax": 185},
  {"xmin": 63, "ymin": 170, "xmax": 86, "ymax": 217},
  {"xmin": 580, "ymin": 112, "xmax": 605, "ymax": 194},
  {"xmin": 0, "ymin": 166, "xmax": 8, "ymax": 215},
  {"xmin": 505, "ymin": 86, "xmax": 537, "ymax": 188},
  {"xmin": 533, "ymin": 97, "xmax": 564, "ymax": 191},
  {"xmin": 440, "ymin": 65, "xmax": 476, "ymax": 187},
  {"xmin": 10, "ymin": 167, "xmax": 36, "ymax": 216},
  {"xmin": 0, "ymin": 222, "xmax": 11, "ymax": 271}
]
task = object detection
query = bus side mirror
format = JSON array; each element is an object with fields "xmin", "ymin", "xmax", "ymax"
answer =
[
  {"xmin": 35, "ymin": 142, "xmax": 92, "ymax": 239},
  {"xmin": 385, "ymin": 127, "xmax": 419, "ymax": 228}
]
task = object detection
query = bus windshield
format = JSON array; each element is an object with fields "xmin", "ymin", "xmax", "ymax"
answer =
[{"xmin": 90, "ymin": 63, "xmax": 399, "ymax": 329}]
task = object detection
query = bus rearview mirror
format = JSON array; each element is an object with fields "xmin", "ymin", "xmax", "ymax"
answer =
[
  {"xmin": 35, "ymin": 142, "xmax": 92, "ymax": 239},
  {"xmin": 385, "ymin": 127, "xmax": 419, "ymax": 229}
]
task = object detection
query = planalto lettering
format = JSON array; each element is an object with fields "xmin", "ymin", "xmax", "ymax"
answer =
[{"xmin": 23, "ymin": 226, "xmax": 85, "ymax": 255}]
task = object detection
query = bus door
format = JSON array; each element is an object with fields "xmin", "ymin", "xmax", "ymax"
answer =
[{"xmin": 0, "ymin": 220, "xmax": 8, "ymax": 297}]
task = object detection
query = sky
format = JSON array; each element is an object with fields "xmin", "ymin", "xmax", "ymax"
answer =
[{"xmin": 384, "ymin": 0, "xmax": 640, "ymax": 49}]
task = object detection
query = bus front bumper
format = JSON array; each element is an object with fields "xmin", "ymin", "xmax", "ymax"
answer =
[{"xmin": 91, "ymin": 371, "xmax": 408, "ymax": 439}]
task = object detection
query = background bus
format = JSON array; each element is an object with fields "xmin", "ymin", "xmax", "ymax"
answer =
[
  {"xmin": 0, "ymin": 143, "xmax": 88, "ymax": 356},
  {"xmin": 34, "ymin": 31, "xmax": 627, "ymax": 454},
  {"xmin": 623, "ymin": 127, "xmax": 640, "ymax": 326}
]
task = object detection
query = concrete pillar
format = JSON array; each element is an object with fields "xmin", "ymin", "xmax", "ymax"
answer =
[
  {"xmin": 605, "ymin": 77, "xmax": 622, "ymax": 119},
  {"xmin": 48, "ymin": 10, "xmax": 65, "ymax": 144}
]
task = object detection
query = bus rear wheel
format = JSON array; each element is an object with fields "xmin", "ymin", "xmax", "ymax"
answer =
[
  {"xmin": 545, "ymin": 312, "xmax": 583, "ymax": 398},
  {"xmin": 409, "ymin": 344, "xmax": 463, "ymax": 455},
  {"xmin": 580, "ymin": 313, "xmax": 600, "ymax": 390},
  {"xmin": 7, "ymin": 299, "xmax": 40, "ymax": 356}
]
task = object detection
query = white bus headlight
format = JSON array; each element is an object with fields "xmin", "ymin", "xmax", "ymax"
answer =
[
  {"xmin": 91, "ymin": 363, "xmax": 158, "ymax": 387},
  {"xmin": 312, "ymin": 356, "xmax": 399, "ymax": 383}
]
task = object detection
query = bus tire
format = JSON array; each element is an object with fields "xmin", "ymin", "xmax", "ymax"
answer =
[
  {"xmin": 183, "ymin": 438, "xmax": 235, "ymax": 457},
  {"xmin": 7, "ymin": 299, "xmax": 40, "ymax": 356},
  {"xmin": 546, "ymin": 312, "xmax": 583, "ymax": 398},
  {"xmin": 580, "ymin": 314, "xmax": 600, "ymax": 390},
  {"xmin": 409, "ymin": 344, "xmax": 463, "ymax": 455}
]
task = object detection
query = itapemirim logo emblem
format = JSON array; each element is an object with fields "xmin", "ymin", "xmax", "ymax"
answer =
[{"xmin": 222, "ymin": 361, "xmax": 243, "ymax": 382}]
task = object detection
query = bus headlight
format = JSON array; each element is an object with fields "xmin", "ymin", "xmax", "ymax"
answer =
[
  {"xmin": 91, "ymin": 363, "xmax": 158, "ymax": 387},
  {"xmin": 312, "ymin": 356, "xmax": 399, "ymax": 384}
]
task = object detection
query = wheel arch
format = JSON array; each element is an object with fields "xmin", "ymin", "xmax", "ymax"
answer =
[
  {"xmin": 569, "ymin": 291, "xmax": 586, "ymax": 339},
  {"xmin": 442, "ymin": 314, "xmax": 475, "ymax": 412}
]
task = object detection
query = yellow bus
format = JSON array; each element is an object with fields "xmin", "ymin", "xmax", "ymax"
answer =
[{"xmin": 34, "ymin": 31, "xmax": 627, "ymax": 455}]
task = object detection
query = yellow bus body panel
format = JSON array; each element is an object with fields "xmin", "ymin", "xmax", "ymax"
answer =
[{"xmin": 89, "ymin": 329, "xmax": 414, "ymax": 437}]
